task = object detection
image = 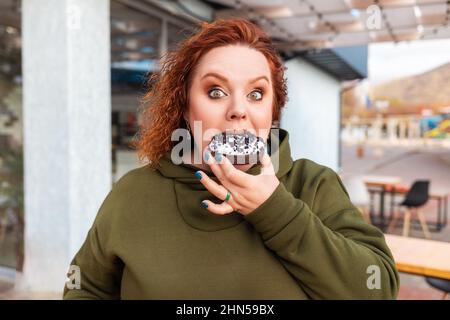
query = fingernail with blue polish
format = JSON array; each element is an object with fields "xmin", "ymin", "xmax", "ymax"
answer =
[
  {"xmin": 215, "ymin": 153, "xmax": 222, "ymax": 162},
  {"xmin": 194, "ymin": 171, "xmax": 202, "ymax": 180},
  {"xmin": 201, "ymin": 201, "xmax": 208, "ymax": 209},
  {"xmin": 204, "ymin": 152, "xmax": 210, "ymax": 161}
]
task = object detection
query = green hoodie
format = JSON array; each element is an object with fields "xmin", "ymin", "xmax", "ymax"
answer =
[{"xmin": 63, "ymin": 128, "xmax": 399, "ymax": 299}]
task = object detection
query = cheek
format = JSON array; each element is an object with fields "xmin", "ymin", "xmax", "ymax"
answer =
[
  {"xmin": 188, "ymin": 89, "xmax": 223, "ymax": 130},
  {"xmin": 249, "ymin": 100, "xmax": 273, "ymax": 127}
]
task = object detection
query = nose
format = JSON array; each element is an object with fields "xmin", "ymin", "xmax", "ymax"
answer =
[{"xmin": 226, "ymin": 102, "xmax": 247, "ymax": 121}]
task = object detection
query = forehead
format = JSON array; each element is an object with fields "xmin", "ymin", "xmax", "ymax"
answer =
[{"xmin": 193, "ymin": 45, "xmax": 272, "ymax": 81}]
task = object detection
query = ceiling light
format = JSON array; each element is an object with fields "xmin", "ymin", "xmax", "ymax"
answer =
[
  {"xmin": 5, "ymin": 26, "xmax": 17, "ymax": 34},
  {"xmin": 308, "ymin": 20, "xmax": 318, "ymax": 29},
  {"xmin": 414, "ymin": 6, "xmax": 422, "ymax": 18},
  {"xmin": 350, "ymin": 9, "xmax": 360, "ymax": 17},
  {"xmin": 254, "ymin": 5, "xmax": 294, "ymax": 19}
]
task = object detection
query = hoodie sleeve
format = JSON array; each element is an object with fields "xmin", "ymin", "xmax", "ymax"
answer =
[
  {"xmin": 62, "ymin": 189, "xmax": 124, "ymax": 300},
  {"xmin": 243, "ymin": 165, "xmax": 400, "ymax": 300}
]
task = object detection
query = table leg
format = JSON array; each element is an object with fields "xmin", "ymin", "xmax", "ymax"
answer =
[
  {"xmin": 445, "ymin": 196, "xmax": 448, "ymax": 227},
  {"xmin": 390, "ymin": 186, "xmax": 396, "ymax": 221},
  {"xmin": 369, "ymin": 190, "xmax": 375, "ymax": 220},
  {"xmin": 437, "ymin": 197, "xmax": 442, "ymax": 231},
  {"xmin": 380, "ymin": 187, "xmax": 386, "ymax": 231}
]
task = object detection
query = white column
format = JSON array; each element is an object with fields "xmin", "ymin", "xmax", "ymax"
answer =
[
  {"xmin": 398, "ymin": 119, "xmax": 406, "ymax": 144},
  {"xmin": 371, "ymin": 115, "xmax": 383, "ymax": 142},
  {"xmin": 18, "ymin": 0, "xmax": 111, "ymax": 292},
  {"xmin": 387, "ymin": 118, "xmax": 398, "ymax": 143},
  {"xmin": 281, "ymin": 58, "xmax": 341, "ymax": 171}
]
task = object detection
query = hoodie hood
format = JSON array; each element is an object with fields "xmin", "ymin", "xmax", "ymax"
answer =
[{"xmin": 156, "ymin": 128, "xmax": 293, "ymax": 231}]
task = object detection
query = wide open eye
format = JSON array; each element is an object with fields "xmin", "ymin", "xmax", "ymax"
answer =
[
  {"xmin": 208, "ymin": 88, "xmax": 227, "ymax": 99},
  {"xmin": 248, "ymin": 89, "xmax": 263, "ymax": 101}
]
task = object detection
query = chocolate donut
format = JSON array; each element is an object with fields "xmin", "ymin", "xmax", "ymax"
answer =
[{"xmin": 207, "ymin": 131, "xmax": 266, "ymax": 165}]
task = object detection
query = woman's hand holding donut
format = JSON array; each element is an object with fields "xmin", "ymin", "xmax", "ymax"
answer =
[{"xmin": 194, "ymin": 152, "xmax": 280, "ymax": 216}]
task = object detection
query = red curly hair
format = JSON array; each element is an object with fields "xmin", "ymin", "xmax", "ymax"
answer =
[{"xmin": 133, "ymin": 18, "xmax": 288, "ymax": 168}]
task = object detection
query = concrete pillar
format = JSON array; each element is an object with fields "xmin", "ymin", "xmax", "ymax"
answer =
[
  {"xmin": 18, "ymin": 0, "xmax": 111, "ymax": 292},
  {"xmin": 407, "ymin": 117, "xmax": 421, "ymax": 145},
  {"xmin": 371, "ymin": 116, "xmax": 383, "ymax": 142},
  {"xmin": 282, "ymin": 58, "xmax": 341, "ymax": 171},
  {"xmin": 387, "ymin": 118, "xmax": 398, "ymax": 143}
]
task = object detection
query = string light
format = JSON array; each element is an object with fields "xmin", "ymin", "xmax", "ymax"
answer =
[
  {"xmin": 301, "ymin": 0, "xmax": 339, "ymax": 46},
  {"xmin": 376, "ymin": 2, "xmax": 398, "ymax": 43},
  {"xmin": 232, "ymin": 0, "xmax": 305, "ymax": 47},
  {"xmin": 231, "ymin": 0, "xmax": 450, "ymax": 48}
]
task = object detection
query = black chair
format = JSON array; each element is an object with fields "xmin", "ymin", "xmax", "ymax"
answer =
[
  {"xmin": 426, "ymin": 277, "xmax": 450, "ymax": 300},
  {"xmin": 388, "ymin": 180, "xmax": 431, "ymax": 238}
]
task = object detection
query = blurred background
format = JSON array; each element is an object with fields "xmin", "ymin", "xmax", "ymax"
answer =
[{"xmin": 0, "ymin": 0, "xmax": 449, "ymax": 299}]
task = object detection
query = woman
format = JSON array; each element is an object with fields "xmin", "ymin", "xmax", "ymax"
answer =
[{"xmin": 63, "ymin": 19, "xmax": 399, "ymax": 299}]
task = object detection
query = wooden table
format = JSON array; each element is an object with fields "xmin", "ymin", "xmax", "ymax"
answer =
[
  {"xmin": 385, "ymin": 234, "xmax": 450, "ymax": 280},
  {"xmin": 366, "ymin": 177, "xmax": 449, "ymax": 231},
  {"xmin": 363, "ymin": 175, "xmax": 402, "ymax": 230},
  {"xmin": 363, "ymin": 175, "xmax": 402, "ymax": 186}
]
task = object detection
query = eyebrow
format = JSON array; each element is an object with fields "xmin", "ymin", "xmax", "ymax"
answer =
[{"xmin": 200, "ymin": 72, "xmax": 269, "ymax": 85}]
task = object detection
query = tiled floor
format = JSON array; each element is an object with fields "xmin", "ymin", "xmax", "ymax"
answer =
[
  {"xmin": 398, "ymin": 274, "xmax": 448, "ymax": 300},
  {"xmin": 0, "ymin": 275, "xmax": 61, "ymax": 300}
]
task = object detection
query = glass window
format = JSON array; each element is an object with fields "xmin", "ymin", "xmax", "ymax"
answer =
[{"xmin": 0, "ymin": 0, "xmax": 23, "ymax": 272}]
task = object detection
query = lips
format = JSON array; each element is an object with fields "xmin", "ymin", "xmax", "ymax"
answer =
[{"xmin": 224, "ymin": 129, "xmax": 248, "ymax": 135}]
